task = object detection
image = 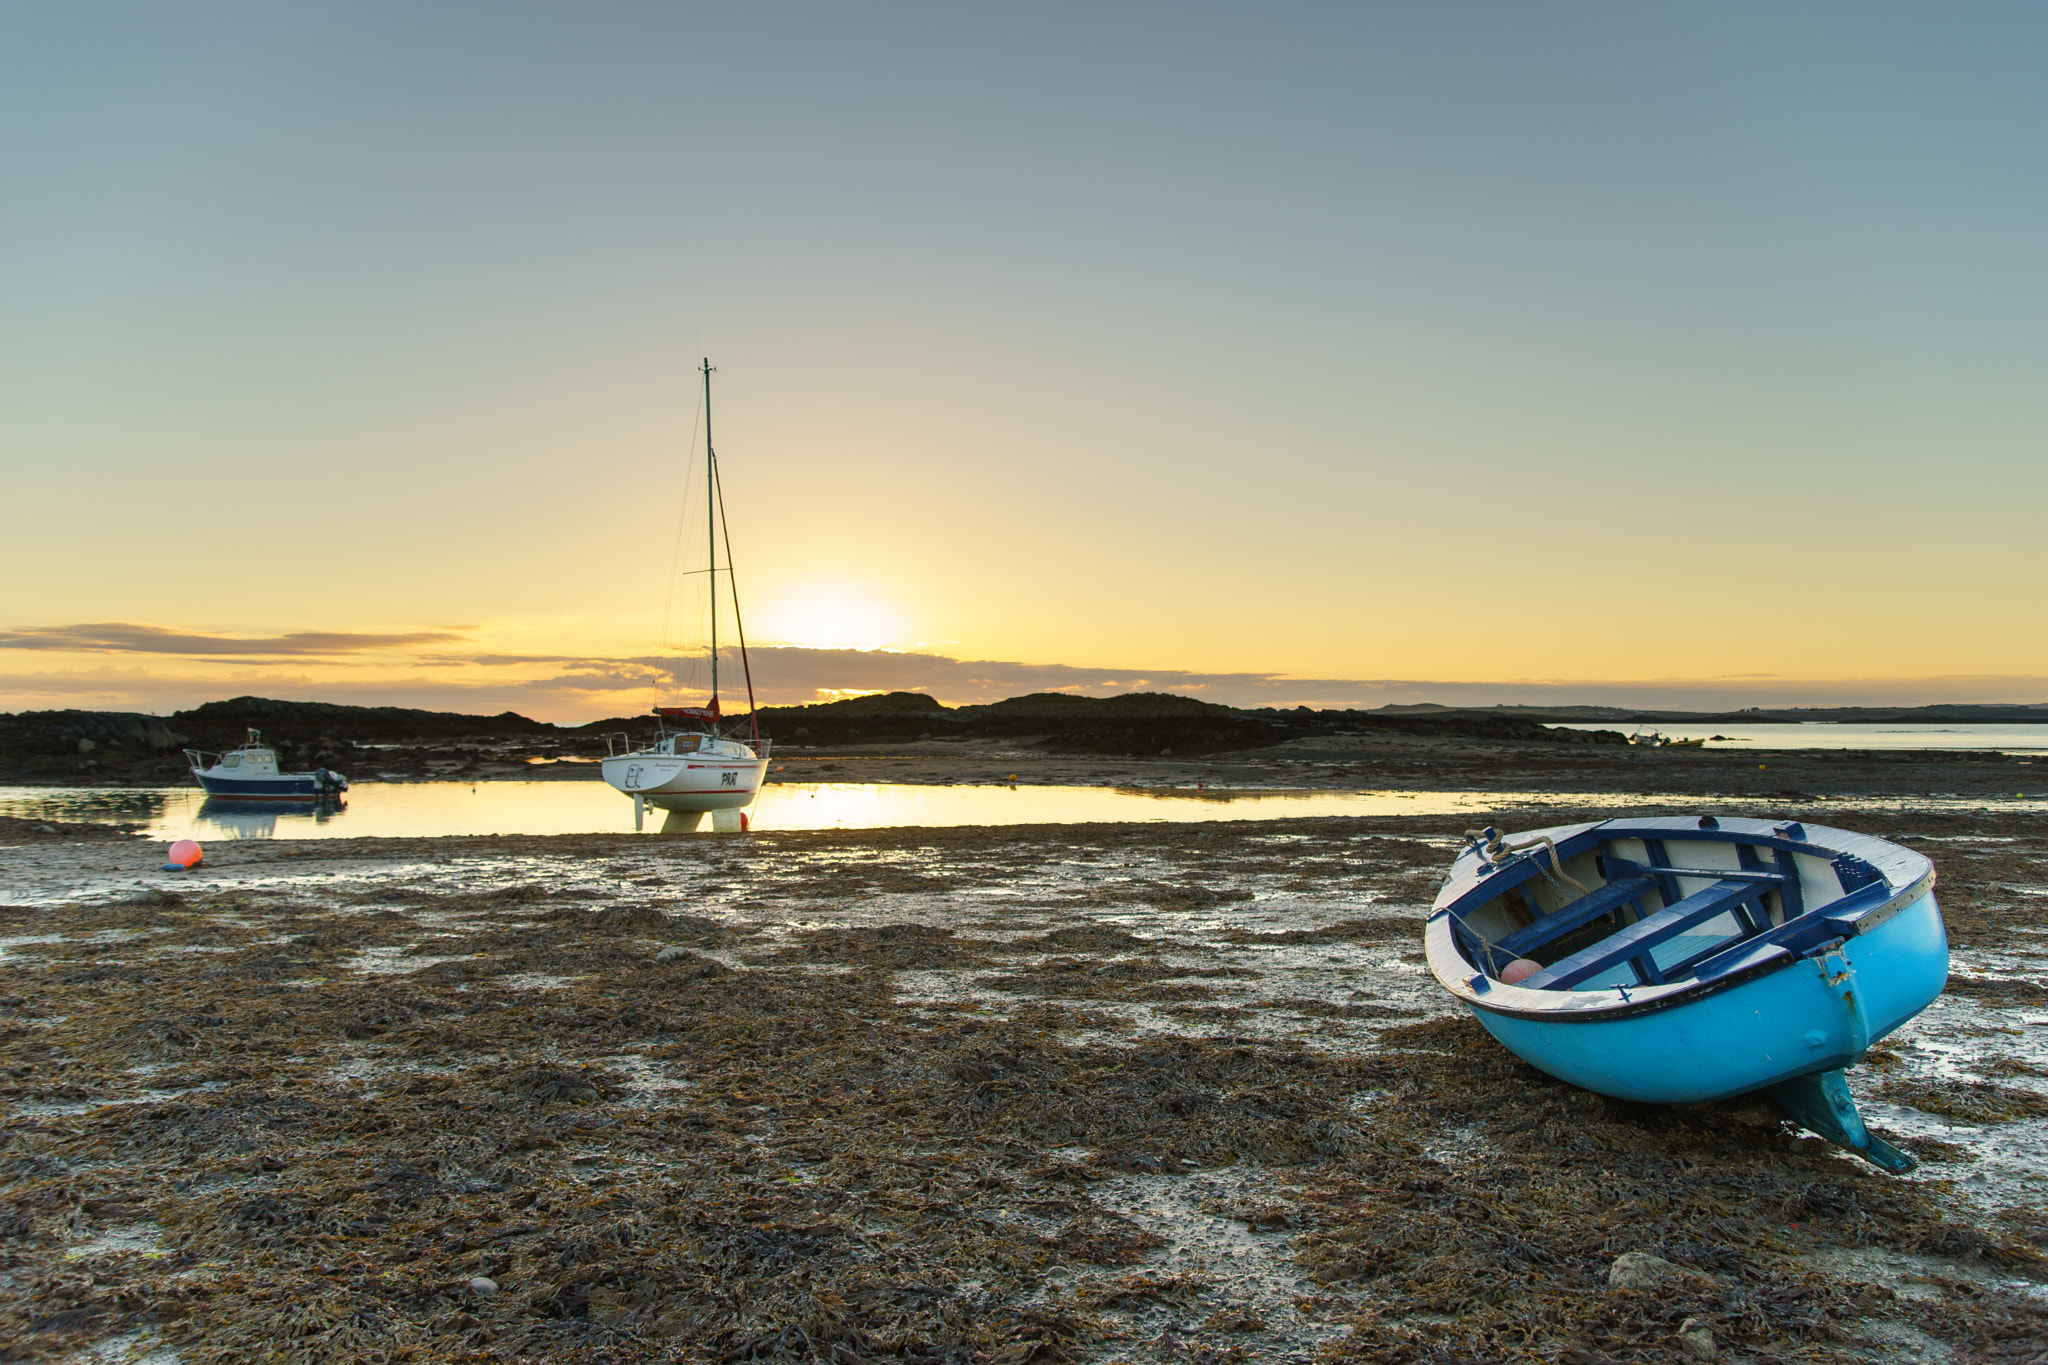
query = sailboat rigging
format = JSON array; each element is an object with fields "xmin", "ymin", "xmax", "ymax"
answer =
[{"xmin": 601, "ymin": 359, "xmax": 771, "ymax": 830}]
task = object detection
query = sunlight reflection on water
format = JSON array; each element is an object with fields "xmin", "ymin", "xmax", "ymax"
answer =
[
  {"xmin": 1552, "ymin": 721, "xmax": 2048, "ymax": 752},
  {"xmin": 3, "ymin": 781, "xmax": 1560, "ymax": 840},
  {"xmin": 6, "ymin": 780, "xmax": 2048, "ymax": 841}
]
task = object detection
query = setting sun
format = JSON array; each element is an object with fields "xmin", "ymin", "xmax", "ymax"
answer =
[{"xmin": 752, "ymin": 583, "xmax": 908, "ymax": 652}]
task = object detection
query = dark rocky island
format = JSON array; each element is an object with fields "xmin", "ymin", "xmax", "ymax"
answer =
[{"xmin": 1, "ymin": 692, "xmax": 2041, "ymax": 802}]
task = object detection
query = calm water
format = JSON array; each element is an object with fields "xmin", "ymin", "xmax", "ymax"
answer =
[
  {"xmin": 4, "ymin": 781, "xmax": 1539, "ymax": 841},
  {"xmin": 1552, "ymin": 721, "xmax": 2048, "ymax": 753},
  {"xmin": 7, "ymin": 779, "xmax": 2048, "ymax": 842}
]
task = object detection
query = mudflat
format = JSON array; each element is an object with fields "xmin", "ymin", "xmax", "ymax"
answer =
[
  {"xmin": 757, "ymin": 731, "xmax": 2046, "ymax": 803},
  {"xmin": 3, "ymin": 807, "xmax": 2045, "ymax": 1363}
]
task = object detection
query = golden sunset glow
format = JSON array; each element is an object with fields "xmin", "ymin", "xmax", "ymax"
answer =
[
  {"xmin": 3, "ymin": 8, "xmax": 2044, "ymax": 722},
  {"xmin": 751, "ymin": 584, "xmax": 910, "ymax": 654}
]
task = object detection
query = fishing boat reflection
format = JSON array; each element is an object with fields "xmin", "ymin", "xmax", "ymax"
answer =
[{"xmin": 196, "ymin": 796, "xmax": 348, "ymax": 838}]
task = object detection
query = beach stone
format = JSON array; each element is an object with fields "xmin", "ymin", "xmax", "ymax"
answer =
[
  {"xmin": 468, "ymin": 1276, "xmax": 498, "ymax": 1296},
  {"xmin": 652, "ymin": 945, "xmax": 692, "ymax": 962},
  {"xmin": 1607, "ymin": 1251, "xmax": 1677, "ymax": 1290},
  {"xmin": 1676, "ymin": 1317, "xmax": 1718, "ymax": 1360}
]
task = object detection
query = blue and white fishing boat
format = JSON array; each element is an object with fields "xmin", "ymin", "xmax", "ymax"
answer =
[
  {"xmin": 185, "ymin": 729, "xmax": 349, "ymax": 799},
  {"xmin": 1426, "ymin": 816, "xmax": 1947, "ymax": 1172}
]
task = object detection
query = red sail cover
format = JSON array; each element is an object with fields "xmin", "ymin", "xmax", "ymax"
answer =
[{"xmin": 655, "ymin": 701, "xmax": 721, "ymax": 720}]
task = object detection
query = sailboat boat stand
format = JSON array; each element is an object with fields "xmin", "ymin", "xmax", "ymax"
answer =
[{"xmin": 601, "ymin": 704, "xmax": 770, "ymax": 831}]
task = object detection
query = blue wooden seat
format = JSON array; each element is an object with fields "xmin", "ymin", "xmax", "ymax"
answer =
[
  {"xmin": 1692, "ymin": 938, "xmax": 1793, "ymax": 982},
  {"xmin": 1679, "ymin": 880, "xmax": 1896, "ymax": 980},
  {"xmin": 1607, "ymin": 852, "xmax": 1789, "ymax": 947},
  {"xmin": 1518, "ymin": 877, "xmax": 1772, "ymax": 990},
  {"xmin": 1491, "ymin": 873, "xmax": 1659, "ymax": 959}
]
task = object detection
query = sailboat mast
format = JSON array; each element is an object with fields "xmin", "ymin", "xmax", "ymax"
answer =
[{"xmin": 702, "ymin": 357, "xmax": 717, "ymax": 710}]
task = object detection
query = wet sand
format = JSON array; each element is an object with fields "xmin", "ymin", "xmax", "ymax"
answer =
[{"xmin": 3, "ymin": 805, "xmax": 2045, "ymax": 1363}]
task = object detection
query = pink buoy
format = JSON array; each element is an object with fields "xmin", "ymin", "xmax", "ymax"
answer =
[
  {"xmin": 1500, "ymin": 957, "xmax": 1544, "ymax": 985},
  {"xmin": 167, "ymin": 839, "xmax": 203, "ymax": 869}
]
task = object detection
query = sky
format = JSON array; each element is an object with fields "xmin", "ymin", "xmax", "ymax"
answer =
[{"xmin": 3, "ymin": 3, "xmax": 2045, "ymax": 721}]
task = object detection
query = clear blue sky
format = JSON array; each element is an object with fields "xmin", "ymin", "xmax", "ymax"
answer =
[{"xmin": 4, "ymin": 3, "xmax": 2044, "ymax": 717}]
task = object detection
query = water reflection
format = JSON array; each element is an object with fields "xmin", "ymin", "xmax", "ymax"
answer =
[
  {"xmin": 0, "ymin": 786, "xmax": 187, "ymax": 826},
  {"xmin": 6, "ymin": 779, "xmax": 2048, "ymax": 841},
  {"xmin": 197, "ymin": 796, "xmax": 349, "ymax": 839},
  {"xmin": 1551, "ymin": 721, "xmax": 2048, "ymax": 753},
  {"xmin": 1, "ymin": 780, "xmax": 1528, "ymax": 839}
]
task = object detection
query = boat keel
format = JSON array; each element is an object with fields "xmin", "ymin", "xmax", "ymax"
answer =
[{"xmin": 1763, "ymin": 1069, "xmax": 1916, "ymax": 1173}]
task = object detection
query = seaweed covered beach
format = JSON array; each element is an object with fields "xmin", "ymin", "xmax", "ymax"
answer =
[{"xmin": 4, "ymin": 810, "xmax": 2047, "ymax": 1364}]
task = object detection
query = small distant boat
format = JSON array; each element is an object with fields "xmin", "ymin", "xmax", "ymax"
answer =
[
  {"xmin": 1627, "ymin": 730, "xmax": 1704, "ymax": 748},
  {"xmin": 601, "ymin": 359, "xmax": 771, "ymax": 831},
  {"xmin": 1426, "ymin": 816, "xmax": 1948, "ymax": 1172},
  {"xmin": 185, "ymin": 729, "xmax": 349, "ymax": 799}
]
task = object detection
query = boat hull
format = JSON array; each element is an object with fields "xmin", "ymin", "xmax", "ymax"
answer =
[
  {"xmin": 600, "ymin": 755, "xmax": 767, "ymax": 812},
  {"xmin": 192, "ymin": 773, "xmax": 346, "ymax": 799},
  {"xmin": 1461, "ymin": 890, "xmax": 1949, "ymax": 1104}
]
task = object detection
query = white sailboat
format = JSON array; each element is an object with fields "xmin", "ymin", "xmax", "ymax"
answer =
[{"xmin": 601, "ymin": 359, "xmax": 771, "ymax": 832}]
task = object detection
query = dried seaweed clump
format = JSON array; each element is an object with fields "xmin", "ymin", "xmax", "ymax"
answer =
[
  {"xmin": 975, "ymin": 957, "xmax": 1258, "ymax": 1002},
  {"xmin": 491, "ymin": 1062, "xmax": 630, "ymax": 1104},
  {"xmin": 110, "ymin": 1016, "xmax": 208, "ymax": 1060},
  {"xmin": 752, "ymin": 923, "xmax": 993, "ymax": 970},
  {"xmin": 996, "ymin": 925, "xmax": 1160, "ymax": 953},
  {"xmin": 1944, "ymin": 972, "xmax": 2048, "ymax": 1008},
  {"xmin": 1143, "ymin": 881, "xmax": 1256, "ymax": 910},
  {"xmin": 587, "ymin": 904, "xmax": 671, "ymax": 931},
  {"xmin": 1255, "ymin": 996, "xmax": 1421, "ymax": 1020},
  {"xmin": 1877, "ymin": 1078, "xmax": 2048, "ymax": 1124}
]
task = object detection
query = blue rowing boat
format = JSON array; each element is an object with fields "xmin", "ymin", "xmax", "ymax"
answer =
[{"xmin": 1425, "ymin": 815, "xmax": 1948, "ymax": 1172}]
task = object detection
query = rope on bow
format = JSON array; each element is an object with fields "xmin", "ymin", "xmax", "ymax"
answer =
[{"xmin": 1464, "ymin": 828, "xmax": 1591, "ymax": 898}]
